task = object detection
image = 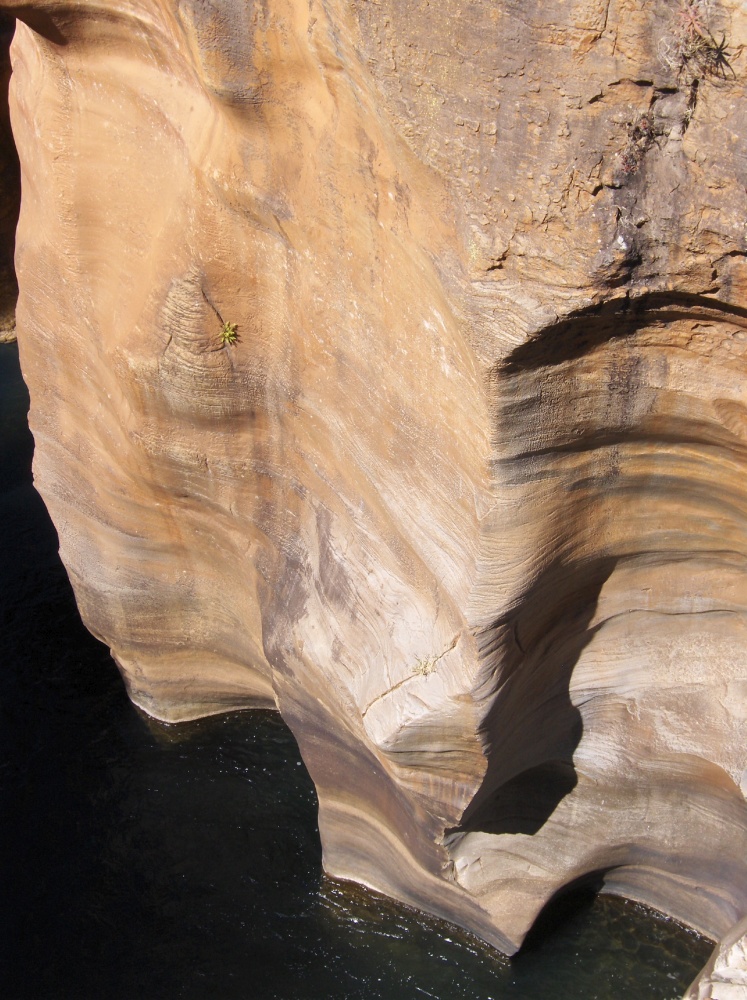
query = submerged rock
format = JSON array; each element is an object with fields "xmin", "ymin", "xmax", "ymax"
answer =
[{"xmin": 1, "ymin": 0, "xmax": 745, "ymax": 991}]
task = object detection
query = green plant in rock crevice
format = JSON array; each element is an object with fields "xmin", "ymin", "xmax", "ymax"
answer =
[
  {"xmin": 220, "ymin": 321, "xmax": 239, "ymax": 346},
  {"xmin": 201, "ymin": 287, "xmax": 239, "ymax": 348}
]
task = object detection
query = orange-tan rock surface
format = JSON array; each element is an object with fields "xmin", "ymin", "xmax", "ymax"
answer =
[{"xmin": 3, "ymin": 0, "xmax": 746, "ymax": 984}]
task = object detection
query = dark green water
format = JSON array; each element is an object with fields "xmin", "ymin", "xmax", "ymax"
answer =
[{"xmin": 0, "ymin": 341, "xmax": 712, "ymax": 999}]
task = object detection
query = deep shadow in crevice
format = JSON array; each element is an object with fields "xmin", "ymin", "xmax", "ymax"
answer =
[
  {"xmin": 465, "ymin": 290, "xmax": 747, "ymax": 838},
  {"xmin": 501, "ymin": 291, "xmax": 747, "ymax": 374},
  {"xmin": 513, "ymin": 870, "xmax": 608, "ymax": 959},
  {"xmin": 454, "ymin": 557, "xmax": 616, "ymax": 838},
  {"xmin": 458, "ymin": 760, "xmax": 577, "ymax": 837}
]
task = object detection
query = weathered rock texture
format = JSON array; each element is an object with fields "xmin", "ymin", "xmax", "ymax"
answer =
[
  {"xmin": 685, "ymin": 915, "xmax": 747, "ymax": 999},
  {"xmin": 3, "ymin": 0, "xmax": 747, "ymax": 983}
]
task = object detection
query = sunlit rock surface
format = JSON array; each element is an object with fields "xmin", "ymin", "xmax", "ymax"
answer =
[
  {"xmin": 684, "ymin": 916, "xmax": 747, "ymax": 1000},
  {"xmin": 3, "ymin": 0, "xmax": 746, "ymax": 985}
]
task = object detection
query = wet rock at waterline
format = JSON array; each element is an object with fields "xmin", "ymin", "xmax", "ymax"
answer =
[{"xmin": 2, "ymin": 0, "xmax": 746, "ymax": 993}]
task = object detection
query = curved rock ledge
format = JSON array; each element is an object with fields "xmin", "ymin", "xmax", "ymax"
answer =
[{"xmin": 3, "ymin": 0, "xmax": 746, "ymax": 988}]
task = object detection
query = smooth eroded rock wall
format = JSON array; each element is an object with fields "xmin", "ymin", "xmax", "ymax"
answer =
[{"xmin": 3, "ymin": 0, "xmax": 746, "ymax": 978}]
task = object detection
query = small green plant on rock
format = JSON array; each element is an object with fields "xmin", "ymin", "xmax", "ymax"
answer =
[
  {"xmin": 220, "ymin": 320, "xmax": 239, "ymax": 346},
  {"xmin": 201, "ymin": 288, "xmax": 239, "ymax": 348}
]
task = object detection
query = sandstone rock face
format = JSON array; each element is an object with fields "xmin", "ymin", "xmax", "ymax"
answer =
[
  {"xmin": 684, "ymin": 915, "xmax": 747, "ymax": 1000},
  {"xmin": 4, "ymin": 0, "xmax": 746, "ymax": 977}
]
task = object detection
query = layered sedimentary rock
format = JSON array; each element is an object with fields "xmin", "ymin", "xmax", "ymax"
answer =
[{"xmin": 3, "ymin": 0, "xmax": 746, "ymax": 982}]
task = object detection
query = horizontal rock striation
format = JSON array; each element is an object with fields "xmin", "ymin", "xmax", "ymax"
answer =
[{"xmin": 3, "ymin": 0, "xmax": 746, "ymax": 986}]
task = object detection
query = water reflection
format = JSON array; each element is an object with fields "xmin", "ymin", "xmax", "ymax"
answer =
[{"xmin": 0, "ymin": 343, "xmax": 711, "ymax": 999}]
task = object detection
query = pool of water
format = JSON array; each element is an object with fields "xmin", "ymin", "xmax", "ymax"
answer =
[{"xmin": 0, "ymin": 342, "xmax": 712, "ymax": 999}]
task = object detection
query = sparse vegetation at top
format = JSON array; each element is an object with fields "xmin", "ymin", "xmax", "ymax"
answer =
[{"xmin": 658, "ymin": 0, "xmax": 735, "ymax": 82}]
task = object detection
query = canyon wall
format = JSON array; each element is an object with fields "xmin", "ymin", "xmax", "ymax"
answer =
[{"xmin": 3, "ymin": 0, "xmax": 746, "ymax": 985}]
